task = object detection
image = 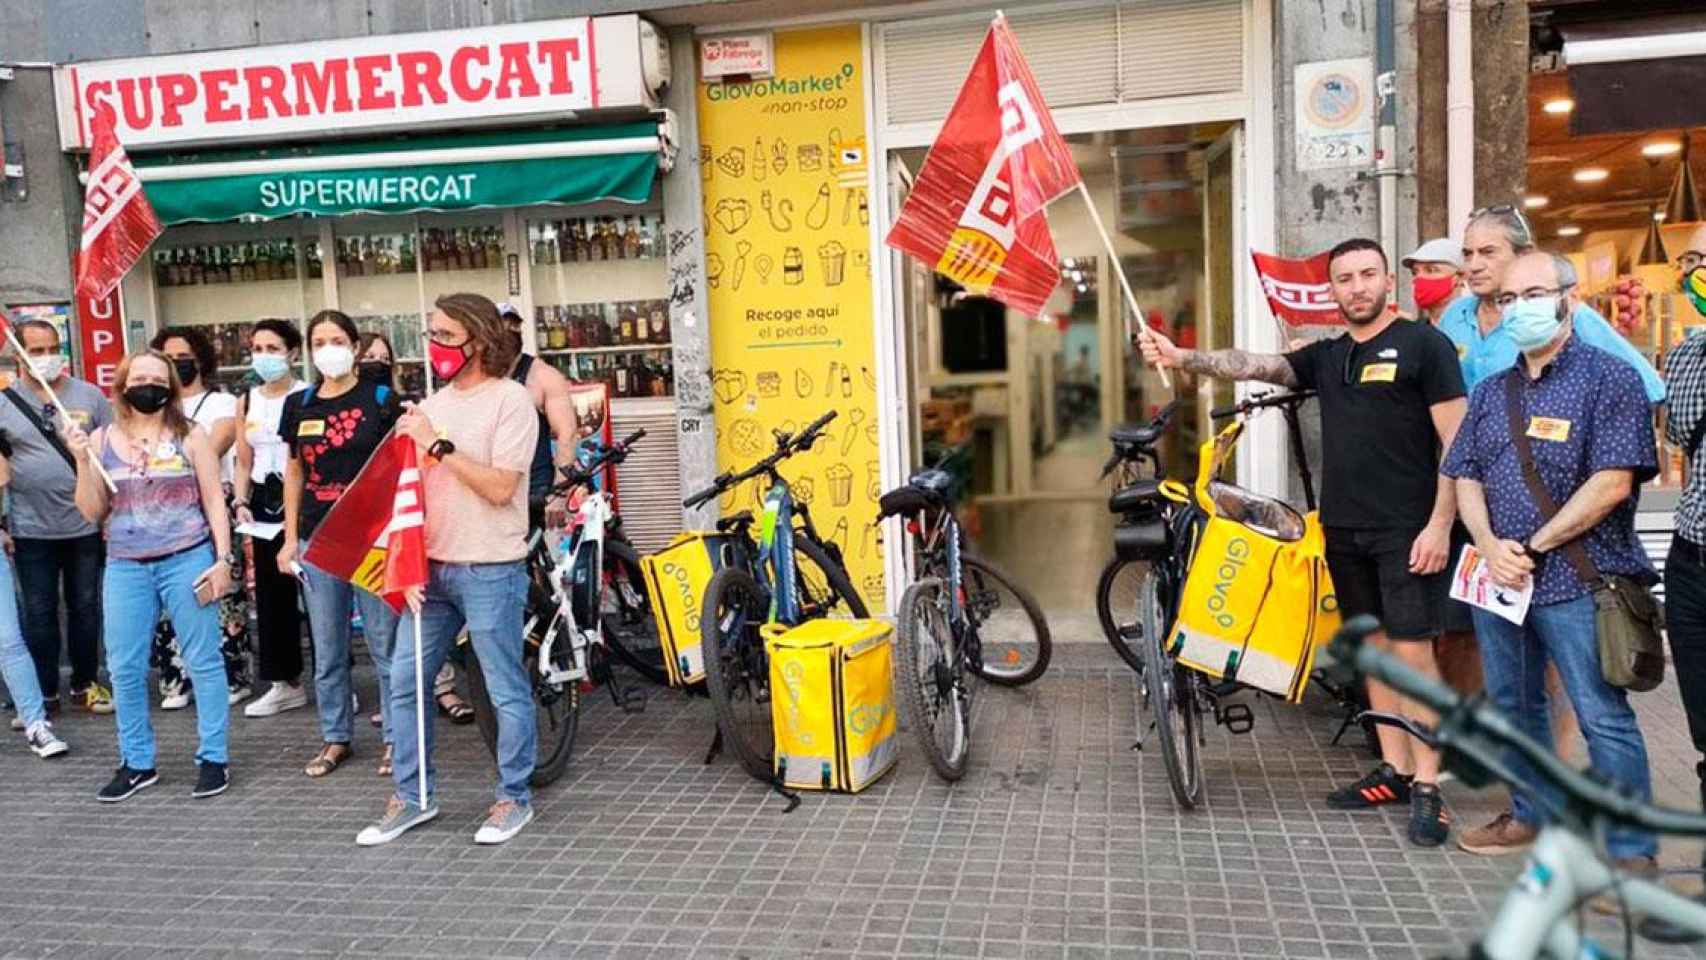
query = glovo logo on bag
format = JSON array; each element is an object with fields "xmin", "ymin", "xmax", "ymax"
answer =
[{"xmin": 1206, "ymin": 536, "xmax": 1252, "ymax": 630}]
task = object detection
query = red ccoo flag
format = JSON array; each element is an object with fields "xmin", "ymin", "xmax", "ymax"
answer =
[
  {"xmin": 885, "ymin": 14, "xmax": 1081, "ymax": 317},
  {"xmin": 76, "ymin": 108, "xmax": 163, "ymax": 302},
  {"xmin": 303, "ymin": 433, "xmax": 428, "ymax": 613},
  {"xmin": 1251, "ymin": 250, "xmax": 1343, "ymax": 327}
]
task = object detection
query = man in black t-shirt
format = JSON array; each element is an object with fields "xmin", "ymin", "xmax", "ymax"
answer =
[{"xmin": 1140, "ymin": 238, "xmax": 1467, "ymax": 847}]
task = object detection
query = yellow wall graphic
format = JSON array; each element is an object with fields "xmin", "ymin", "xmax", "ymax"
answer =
[{"xmin": 698, "ymin": 25, "xmax": 883, "ymax": 609}]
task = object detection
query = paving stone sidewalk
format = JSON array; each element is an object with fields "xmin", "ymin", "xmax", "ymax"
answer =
[{"xmin": 1, "ymin": 642, "xmax": 1702, "ymax": 959}]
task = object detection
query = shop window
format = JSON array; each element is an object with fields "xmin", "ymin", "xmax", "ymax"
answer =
[{"xmin": 335, "ymin": 223, "xmax": 430, "ymax": 397}]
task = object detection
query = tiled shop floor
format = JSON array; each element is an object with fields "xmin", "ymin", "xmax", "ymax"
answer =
[{"xmin": 2, "ymin": 644, "xmax": 1702, "ymax": 959}]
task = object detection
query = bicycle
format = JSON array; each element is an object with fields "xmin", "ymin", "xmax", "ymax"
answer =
[
  {"xmin": 1094, "ymin": 400, "xmax": 1182, "ymax": 673},
  {"xmin": 1114, "ymin": 389, "xmax": 1322, "ymax": 809},
  {"xmin": 683, "ymin": 411, "xmax": 869, "ymax": 781},
  {"xmin": 877, "ymin": 467, "xmax": 1051, "ymax": 781},
  {"xmin": 1332, "ymin": 614, "xmax": 1706, "ymax": 958},
  {"xmin": 463, "ymin": 429, "xmax": 657, "ymax": 787}
]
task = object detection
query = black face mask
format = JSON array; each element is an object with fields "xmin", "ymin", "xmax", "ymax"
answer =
[
  {"xmin": 357, "ymin": 361, "xmax": 392, "ymax": 385},
  {"xmin": 172, "ymin": 358, "xmax": 199, "ymax": 386},
  {"xmin": 123, "ymin": 384, "xmax": 171, "ymax": 414}
]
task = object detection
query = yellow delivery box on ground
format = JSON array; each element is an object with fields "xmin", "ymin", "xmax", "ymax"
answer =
[{"xmin": 766, "ymin": 618, "xmax": 898, "ymax": 792}]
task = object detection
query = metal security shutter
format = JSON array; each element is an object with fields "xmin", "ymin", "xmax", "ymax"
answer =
[
  {"xmin": 611, "ymin": 403, "xmax": 683, "ymax": 554},
  {"xmin": 880, "ymin": 0, "xmax": 1245, "ymax": 128}
]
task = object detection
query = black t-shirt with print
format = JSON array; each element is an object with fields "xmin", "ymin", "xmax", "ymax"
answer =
[
  {"xmin": 1282, "ymin": 319, "xmax": 1466, "ymax": 531},
  {"xmin": 279, "ymin": 380, "xmax": 401, "ymax": 537}
]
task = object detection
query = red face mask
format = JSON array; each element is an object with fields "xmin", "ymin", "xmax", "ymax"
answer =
[
  {"xmin": 1412, "ymin": 274, "xmax": 1457, "ymax": 310},
  {"xmin": 429, "ymin": 339, "xmax": 471, "ymax": 381}
]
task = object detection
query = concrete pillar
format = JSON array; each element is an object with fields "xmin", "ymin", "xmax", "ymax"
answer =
[
  {"xmin": 0, "ymin": 66, "xmax": 80, "ymax": 307},
  {"xmin": 1470, "ymin": 0, "xmax": 1528, "ymax": 210}
]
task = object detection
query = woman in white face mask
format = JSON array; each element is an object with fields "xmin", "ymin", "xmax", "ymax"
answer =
[{"xmin": 275, "ymin": 310, "xmax": 406, "ymax": 779}]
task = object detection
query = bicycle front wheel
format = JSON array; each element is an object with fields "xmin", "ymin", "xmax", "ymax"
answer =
[
  {"xmin": 700, "ymin": 567, "xmax": 775, "ymax": 781},
  {"xmin": 1095, "ymin": 558, "xmax": 1147, "ymax": 675},
  {"xmin": 1140, "ymin": 572, "xmax": 1202, "ymax": 809},
  {"xmin": 466, "ymin": 623, "xmax": 581, "ymax": 788},
  {"xmin": 794, "ymin": 535, "xmax": 869, "ymax": 620},
  {"xmin": 600, "ymin": 539, "xmax": 669, "ymax": 686},
  {"xmin": 961, "ymin": 556, "xmax": 1050, "ymax": 686},
  {"xmin": 895, "ymin": 578, "xmax": 971, "ymax": 781}
]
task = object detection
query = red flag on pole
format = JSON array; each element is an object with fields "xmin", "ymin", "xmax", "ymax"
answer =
[
  {"xmin": 1251, "ymin": 250, "xmax": 1343, "ymax": 327},
  {"xmin": 303, "ymin": 433, "xmax": 428, "ymax": 613},
  {"xmin": 76, "ymin": 108, "xmax": 163, "ymax": 302},
  {"xmin": 885, "ymin": 14, "xmax": 1082, "ymax": 317}
]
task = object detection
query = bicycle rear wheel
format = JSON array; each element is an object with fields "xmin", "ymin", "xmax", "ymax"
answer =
[
  {"xmin": 1139, "ymin": 571, "xmax": 1202, "ymax": 808},
  {"xmin": 895, "ymin": 578, "xmax": 971, "ymax": 781},
  {"xmin": 700, "ymin": 567, "xmax": 775, "ymax": 781},
  {"xmin": 962, "ymin": 556, "xmax": 1051, "ymax": 686},
  {"xmin": 600, "ymin": 539, "xmax": 669, "ymax": 685},
  {"xmin": 1095, "ymin": 558, "xmax": 1147, "ymax": 675},
  {"xmin": 465, "ymin": 621, "xmax": 581, "ymax": 788}
]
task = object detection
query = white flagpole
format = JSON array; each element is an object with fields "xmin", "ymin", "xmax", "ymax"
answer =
[
  {"xmin": 413, "ymin": 610, "xmax": 428, "ymax": 811},
  {"xmin": 1074, "ymin": 182, "xmax": 1172, "ymax": 391},
  {"xmin": 0, "ymin": 306, "xmax": 117, "ymax": 492}
]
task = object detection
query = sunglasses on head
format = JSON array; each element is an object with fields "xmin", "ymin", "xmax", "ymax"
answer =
[{"xmin": 1468, "ymin": 204, "xmax": 1535, "ymax": 247}]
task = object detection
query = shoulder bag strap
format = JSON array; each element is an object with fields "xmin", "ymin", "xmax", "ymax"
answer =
[
  {"xmin": 1502, "ymin": 373, "xmax": 1601, "ymax": 587},
  {"xmin": 2, "ymin": 387, "xmax": 76, "ymax": 471}
]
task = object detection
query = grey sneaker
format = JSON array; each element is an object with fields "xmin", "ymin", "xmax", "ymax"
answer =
[
  {"xmin": 25, "ymin": 721, "xmax": 68, "ymax": 759},
  {"xmin": 474, "ymin": 800, "xmax": 534, "ymax": 845},
  {"xmin": 356, "ymin": 796, "xmax": 438, "ymax": 847},
  {"xmin": 243, "ymin": 682, "xmax": 307, "ymax": 718}
]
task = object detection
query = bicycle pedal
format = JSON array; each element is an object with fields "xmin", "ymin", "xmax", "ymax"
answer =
[
  {"xmin": 1216, "ymin": 703, "xmax": 1255, "ymax": 734},
  {"xmin": 617, "ymin": 690, "xmax": 648, "ymax": 714},
  {"xmin": 542, "ymin": 666, "xmax": 586, "ymax": 685},
  {"xmin": 1118, "ymin": 625, "xmax": 1142, "ymax": 639}
]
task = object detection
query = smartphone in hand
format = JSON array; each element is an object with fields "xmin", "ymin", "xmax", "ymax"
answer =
[{"xmin": 193, "ymin": 574, "xmax": 217, "ymax": 607}]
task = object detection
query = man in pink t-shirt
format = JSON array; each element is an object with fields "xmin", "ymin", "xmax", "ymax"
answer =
[{"xmin": 356, "ymin": 293, "xmax": 540, "ymax": 848}]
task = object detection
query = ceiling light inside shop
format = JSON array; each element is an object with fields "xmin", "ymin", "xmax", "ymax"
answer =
[
  {"xmin": 1542, "ymin": 98, "xmax": 1575, "ymax": 115},
  {"xmin": 1063, "ymin": 258, "xmax": 1076, "ymax": 268},
  {"xmin": 1557, "ymin": 225, "xmax": 1583, "ymax": 237},
  {"xmin": 1076, "ymin": 284, "xmax": 1089, "ymax": 293},
  {"xmin": 1643, "ymin": 141, "xmax": 1683, "ymax": 158},
  {"xmin": 1524, "ymin": 195, "xmax": 1549, "ymax": 209},
  {"xmin": 1573, "ymin": 167, "xmax": 1609, "ymax": 183},
  {"xmin": 1071, "ymin": 270, "xmax": 1084, "ymax": 282},
  {"xmin": 1655, "ymin": 211, "xmax": 1668, "ymax": 221}
]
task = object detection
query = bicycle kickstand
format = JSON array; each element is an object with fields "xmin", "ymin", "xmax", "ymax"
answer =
[{"xmin": 703, "ymin": 728, "xmax": 724, "ymax": 766}]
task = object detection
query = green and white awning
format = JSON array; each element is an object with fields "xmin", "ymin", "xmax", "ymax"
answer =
[{"xmin": 132, "ymin": 121, "xmax": 662, "ymax": 224}]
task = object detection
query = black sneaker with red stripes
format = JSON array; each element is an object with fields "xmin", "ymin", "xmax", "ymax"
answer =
[{"xmin": 1325, "ymin": 762, "xmax": 1413, "ymax": 810}]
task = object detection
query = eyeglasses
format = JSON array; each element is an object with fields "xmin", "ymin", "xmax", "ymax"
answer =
[
  {"xmin": 426, "ymin": 330, "xmax": 468, "ymax": 346},
  {"xmin": 1678, "ymin": 251, "xmax": 1706, "ymax": 273},
  {"xmin": 1493, "ymin": 284, "xmax": 1574, "ymax": 309},
  {"xmin": 1468, "ymin": 204, "xmax": 1535, "ymax": 247}
]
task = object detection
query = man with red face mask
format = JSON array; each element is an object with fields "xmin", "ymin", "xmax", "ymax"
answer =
[{"xmin": 1402, "ymin": 239, "xmax": 1464, "ymax": 326}]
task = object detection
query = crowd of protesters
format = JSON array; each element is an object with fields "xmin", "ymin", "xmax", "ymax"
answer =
[
  {"xmin": 1139, "ymin": 210, "xmax": 1706, "ymax": 933},
  {"xmin": 0, "ymin": 293, "xmax": 566, "ymax": 846}
]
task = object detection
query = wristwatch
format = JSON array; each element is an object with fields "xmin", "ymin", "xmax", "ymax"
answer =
[
  {"xmin": 427, "ymin": 438, "xmax": 456, "ymax": 462},
  {"xmin": 1522, "ymin": 540, "xmax": 1548, "ymax": 563}
]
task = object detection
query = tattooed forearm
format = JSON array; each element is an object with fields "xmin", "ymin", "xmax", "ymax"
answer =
[{"xmin": 1175, "ymin": 349, "xmax": 1299, "ymax": 387}]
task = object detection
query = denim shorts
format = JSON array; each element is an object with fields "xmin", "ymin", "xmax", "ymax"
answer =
[{"xmin": 1324, "ymin": 525, "xmax": 1443, "ymax": 641}]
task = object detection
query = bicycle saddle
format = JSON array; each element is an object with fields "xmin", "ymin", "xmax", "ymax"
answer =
[
  {"xmin": 878, "ymin": 469, "xmax": 955, "ymax": 519},
  {"xmin": 1108, "ymin": 480, "xmax": 1163, "ymax": 514},
  {"xmin": 1109, "ymin": 422, "xmax": 1163, "ymax": 448}
]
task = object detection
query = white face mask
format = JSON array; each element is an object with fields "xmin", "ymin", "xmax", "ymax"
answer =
[
  {"xmin": 29, "ymin": 354, "xmax": 66, "ymax": 382},
  {"xmin": 313, "ymin": 344, "xmax": 355, "ymax": 379}
]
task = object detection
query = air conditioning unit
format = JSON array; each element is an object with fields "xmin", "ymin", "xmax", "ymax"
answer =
[{"xmin": 640, "ymin": 19, "xmax": 671, "ymax": 99}]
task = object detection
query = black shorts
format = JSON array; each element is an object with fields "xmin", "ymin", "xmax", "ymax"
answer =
[
  {"xmin": 1437, "ymin": 523, "xmax": 1475, "ymax": 635},
  {"xmin": 1324, "ymin": 526, "xmax": 1444, "ymax": 641}
]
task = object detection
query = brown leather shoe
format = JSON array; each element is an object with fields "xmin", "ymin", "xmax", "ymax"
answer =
[
  {"xmin": 1457, "ymin": 811, "xmax": 1539, "ymax": 855},
  {"xmin": 1591, "ymin": 856, "xmax": 1658, "ymax": 916}
]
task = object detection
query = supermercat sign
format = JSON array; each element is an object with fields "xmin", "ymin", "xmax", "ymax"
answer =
[{"xmin": 54, "ymin": 16, "xmax": 658, "ymax": 151}]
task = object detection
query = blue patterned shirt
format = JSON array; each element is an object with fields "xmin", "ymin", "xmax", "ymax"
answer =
[
  {"xmin": 1441, "ymin": 336, "xmax": 1658, "ymax": 605},
  {"xmin": 1436, "ymin": 295, "xmax": 1666, "ymax": 403}
]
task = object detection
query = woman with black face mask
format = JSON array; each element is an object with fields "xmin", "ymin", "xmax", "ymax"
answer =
[
  {"xmin": 149, "ymin": 326, "xmax": 250, "ymax": 711},
  {"xmin": 65, "ymin": 350, "xmax": 237, "ymax": 803}
]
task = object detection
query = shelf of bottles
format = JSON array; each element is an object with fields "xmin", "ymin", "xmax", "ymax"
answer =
[
  {"xmin": 151, "ymin": 226, "xmax": 324, "ymax": 387},
  {"xmin": 354, "ymin": 314, "xmax": 429, "ymax": 398},
  {"xmin": 528, "ymin": 212, "xmax": 672, "ymax": 399}
]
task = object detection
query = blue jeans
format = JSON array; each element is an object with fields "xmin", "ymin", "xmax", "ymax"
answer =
[
  {"xmin": 389, "ymin": 561, "xmax": 533, "ymax": 807},
  {"xmin": 1472, "ymin": 596, "xmax": 1657, "ymax": 859},
  {"xmin": 0, "ymin": 549, "xmax": 47, "ymax": 729},
  {"xmin": 104, "ymin": 543, "xmax": 228, "ymax": 769},
  {"xmin": 15, "ymin": 533, "xmax": 104, "ymax": 698},
  {"xmin": 302, "ymin": 562, "xmax": 399, "ymax": 747}
]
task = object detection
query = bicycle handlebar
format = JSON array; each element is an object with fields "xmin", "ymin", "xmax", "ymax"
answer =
[
  {"xmin": 683, "ymin": 411, "xmax": 838, "ymax": 508},
  {"xmin": 1330, "ymin": 616, "xmax": 1706, "ymax": 837},
  {"xmin": 1209, "ymin": 389, "xmax": 1316, "ymax": 421},
  {"xmin": 555, "ymin": 428, "xmax": 646, "ymax": 492}
]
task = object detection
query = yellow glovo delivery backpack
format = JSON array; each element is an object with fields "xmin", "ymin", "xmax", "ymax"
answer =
[
  {"xmin": 640, "ymin": 532, "xmax": 746, "ymax": 687},
  {"xmin": 1169, "ymin": 417, "xmax": 1340, "ymax": 702},
  {"xmin": 766, "ymin": 619, "xmax": 899, "ymax": 793}
]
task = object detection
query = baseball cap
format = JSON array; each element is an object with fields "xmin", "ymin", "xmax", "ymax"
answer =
[
  {"xmin": 496, "ymin": 300, "xmax": 523, "ymax": 321},
  {"xmin": 1401, "ymin": 238, "xmax": 1463, "ymax": 271}
]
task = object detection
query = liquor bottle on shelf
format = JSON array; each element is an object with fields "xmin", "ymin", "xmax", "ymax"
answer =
[
  {"xmin": 362, "ymin": 238, "xmax": 380, "ymax": 276},
  {"xmin": 618, "ymin": 304, "xmax": 636, "ymax": 345},
  {"xmin": 651, "ymin": 355, "xmax": 671, "ymax": 397},
  {"xmin": 635, "ymin": 216, "xmax": 653, "ymax": 259},
  {"xmin": 647, "ymin": 301, "xmax": 669, "ymax": 344},
  {"xmin": 305, "ymin": 240, "xmax": 322, "ymax": 279},
  {"xmin": 576, "ymin": 220, "xmax": 595, "ymax": 262},
  {"xmin": 621, "ymin": 216, "xmax": 641, "ymax": 260},
  {"xmin": 484, "ymin": 227, "xmax": 503, "ymax": 269},
  {"xmin": 399, "ymin": 235, "xmax": 416, "ymax": 274},
  {"xmin": 543, "ymin": 309, "xmax": 563, "ymax": 350},
  {"xmin": 468, "ymin": 229, "xmax": 488, "ymax": 270},
  {"xmin": 447, "ymin": 229, "xmax": 466, "ymax": 270},
  {"xmin": 532, "ymin": 226, "xmax": 553, "ymax": 266},
  {"xmin": 153, "ymin": 250, "xmax": 171, "ymax": 287},
  {"xmin": 255, "ymin": 242, "xmax": 275, "ymax": 282},
  {"xmin": 240, "ymin": 243, "xmax": 258, "ymax": 283},
  {"xmin": 191, "ymin": 247, "xmax": 208, "ymax": 285},
  {"xmin": 613, "ymin": 353, "xmax": 633, "ymax": 398}
]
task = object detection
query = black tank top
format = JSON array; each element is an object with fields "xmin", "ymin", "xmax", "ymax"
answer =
[{"xmin": 510, "ymin": 353, "xmax": 555, "ymax": 501}]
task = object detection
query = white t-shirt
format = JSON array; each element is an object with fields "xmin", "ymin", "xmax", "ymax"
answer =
[
  {"xmin": 180, "ymin": 388, "xmax": 239, "ymax": 483},
  {"xmin": 245, "ymin": 380, "xmax": 309, "ymax": 482}
]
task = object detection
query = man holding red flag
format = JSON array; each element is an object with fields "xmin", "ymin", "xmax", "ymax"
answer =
[
  {"xmin": 886, "ymin": 14, "xmax": 1081, "ymax": 318},
  {"xmin": 355, "ymin": 293, "xmax": 539, "ymax": 847}
]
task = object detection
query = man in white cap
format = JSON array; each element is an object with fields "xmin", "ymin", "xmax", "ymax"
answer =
[
  {"xmin": 496, "ymin": 301, "xmax": 580, "ymax": 528},
  {"xmin": 1644, "ymin": 221, "xmax": 1706, "ymax": 944},
  {"xmin": 1402, "ymin": 238, "xmax": 1464, "ymax": 326}
]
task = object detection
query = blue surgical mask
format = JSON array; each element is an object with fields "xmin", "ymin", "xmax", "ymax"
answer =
[
  {"xmin": 1501, "ymin": 297, "xmax": 1563, "ymax": 352},
  {"xmin": 252, "ymin": 353, "xmax": 291, "ymax": 383}
]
